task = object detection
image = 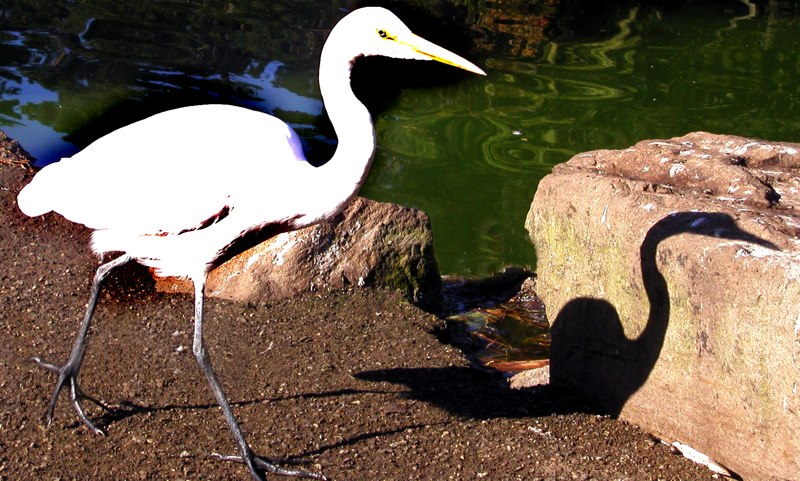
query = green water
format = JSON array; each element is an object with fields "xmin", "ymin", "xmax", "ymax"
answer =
[{"xmin": 2, "ymin": 1, "xmax": 799, "ymax": 276}]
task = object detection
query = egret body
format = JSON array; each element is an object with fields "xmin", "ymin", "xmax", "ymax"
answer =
[{"xmin": 17, "ymin": 7, "xmax": 484, "ymax": 481}]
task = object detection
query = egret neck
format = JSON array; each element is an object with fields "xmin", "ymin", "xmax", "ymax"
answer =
[{"xmin": 314, "ymin": 39, "xmax": 377, "ymax": 219}]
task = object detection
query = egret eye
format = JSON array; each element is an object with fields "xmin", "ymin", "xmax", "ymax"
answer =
[{"xmin": 377, "ymin": 29, "xmax": 388, "ymax": 38}]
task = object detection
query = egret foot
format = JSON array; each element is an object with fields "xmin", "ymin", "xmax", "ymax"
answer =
[
  {"xmin": 212, "ymin": 452, "xmax": 327, "ymax": 480},
  {"xmin": 32, "ymin": 356, "xmax": 107, "ymax": 435}
]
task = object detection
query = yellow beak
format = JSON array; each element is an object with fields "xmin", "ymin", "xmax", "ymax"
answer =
[{"xmin": 402, "ymin": 33, "xmax": 486, "ymax": 76}]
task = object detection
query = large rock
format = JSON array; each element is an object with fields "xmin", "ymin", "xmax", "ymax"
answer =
[
  {"xmin": 526, "ymin": 132, "xmax": 800, "ymax": 480},
  {"xmin": 157, "ymin": 196, "xmax": 443, "ymax": 311}
]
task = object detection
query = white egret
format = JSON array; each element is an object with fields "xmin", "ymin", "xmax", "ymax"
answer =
[{"xmin": 17, "ymin": 6, "xmax": 484, "ymax": 481}]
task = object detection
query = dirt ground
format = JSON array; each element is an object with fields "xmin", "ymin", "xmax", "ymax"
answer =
[{"xmin": 0, "ymin": 162, "xmax": 716, "ymax": 480}]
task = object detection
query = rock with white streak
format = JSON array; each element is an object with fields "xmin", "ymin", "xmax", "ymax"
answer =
[{"xmin": 526, "ymin": 132, "xmax": 800, "ymax": 480}]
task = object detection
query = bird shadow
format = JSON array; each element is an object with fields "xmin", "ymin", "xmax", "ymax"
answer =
[
  {"xmin": 80, "ymin": 385, "xmax": 448, "ymax": 467},
  {"xmin": 356, "ymin": 212, "xmax": 778, "ymax": 425},
  {"xmin": 355, "ymin": 365, "xmax": 596, "ymax": 419},
  {"xmin": 549, "ymin": 211, "xmax": 778, "ymax": 417},
  {"xmin": 82, "ymin": 387, "xmax": 380, "ymax": 432}
]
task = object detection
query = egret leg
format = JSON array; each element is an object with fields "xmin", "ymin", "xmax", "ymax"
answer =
[
  {"xmin": 190, "ymin": 278, "xmax": 325, "ymax": 481},
  {"xmin": 34, "ymin": 254, "xmax": 133, "ymax": 435}
]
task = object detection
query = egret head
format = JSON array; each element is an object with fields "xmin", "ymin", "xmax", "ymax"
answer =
[{"xmin": 325, "ymin": 7, "xmax": 486, "ymax": 76}]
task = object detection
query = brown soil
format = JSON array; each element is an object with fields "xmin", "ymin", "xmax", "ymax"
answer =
[{"xmin": 0, "ymin": 163, "xmax": 715, "ymax": 480}]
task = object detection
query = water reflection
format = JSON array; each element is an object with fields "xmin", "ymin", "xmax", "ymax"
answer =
[
  {"xmin": 232, "ymin": 61, "xmax": 322, "ymax": 117},
  {"xmin": 2, "ymin": 1, "xmax": 800, "ymax": 276}
]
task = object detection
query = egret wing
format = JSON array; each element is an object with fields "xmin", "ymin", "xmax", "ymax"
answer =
[{"xmin": 20, "ymin": 105, "xmax": 307, "ymax": 235}]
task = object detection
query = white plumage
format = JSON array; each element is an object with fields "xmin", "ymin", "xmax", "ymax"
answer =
[
  {"xmin": 19, "ymin": 105, "xmax": 326, "ymax": 277},
  {"xmin": 20, "ymin": 7, "xmax": 483, "ymax": 481}
]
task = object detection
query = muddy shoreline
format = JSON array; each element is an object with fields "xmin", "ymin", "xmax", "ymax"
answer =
[{"xmin": 0, "ymin": 159, "xmax": 715, "ymax": 479}]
